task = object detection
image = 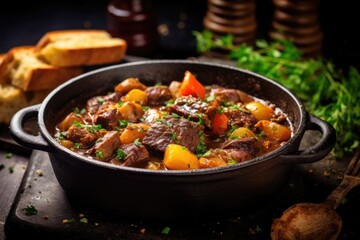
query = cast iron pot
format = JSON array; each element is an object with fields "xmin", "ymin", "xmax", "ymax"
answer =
[{"xmin": 10, "ymin": 60, "xmax": 336, "ymax": 220}]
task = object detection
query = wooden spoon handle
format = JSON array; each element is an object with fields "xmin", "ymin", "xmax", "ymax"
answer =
[{"xmin": 325, "ymin": 176, "xmax": 360, "ymax": 209}]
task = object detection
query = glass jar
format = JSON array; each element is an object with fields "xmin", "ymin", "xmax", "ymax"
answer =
[{"xmin": 106, "ymin": 0, "xmax": 158, "ymax": 57}]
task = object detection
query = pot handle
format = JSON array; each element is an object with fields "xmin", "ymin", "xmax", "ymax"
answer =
[
  {"xmin": 10, "ymin": 104, "xmax": 53, "ymax": 152},
  {"xmin": 279, "ymin": 113, "xmax": 336, "ymax": 164}
]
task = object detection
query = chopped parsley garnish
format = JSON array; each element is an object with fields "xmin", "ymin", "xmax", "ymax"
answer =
[
  {"xmin": 72, "ymin": 107, "xmax": 86, "ymax": 116},
  {"xmin": 255, "ymin": 225, "xmax": 263, "ymax": 233},
  {"xmin": 221, "ymin": 100, "xmax": 232, "ymax": 107},
  {"xmin": 116, "ymin": 149, "xmax": 127, "ymax": 161},
  {"xmin": 96, "ymin": 97, "xmax": 105, "ymax": 104},
  {"xmin": 79, "ymin": 218, "xmax": 88, "ymax": 223},
  {"xmin": 73, "ymin": 121, "xmax": 103, "ymax": 133},
  {"xmin": 202, "ymin": 151, "xmax": 211, "ymax": 157},
  {"xmin": 72, "ymin": 143, "xmax": 81, "ymax": 149},
  {"xmin": 206, "ymin": 95, "xmax": 216, "ymax": 102},
  {"xmin": 0, "ymin": 164, "xmax": 4, "ymax": 171},
  {"xmin": 165, "ymin": 99, "xmax": 174, "ymax": 106},
  {"xmin": 227, "ymin": 159, "xmax": 237, "ymax": 165},
  {"xmin": 170, "ymin": 132, "xmax": 178, "ymax": 141},
  {"xmin": 195, "ymin": 113, "xmax": 205, "ymax": 125},
  {"xmin": 118, "ymin": 120, "xmax": 129, "ymax": 128},
  {"xmin": 256, "ymin": 131, "xmax": 266, "ymax": 139},
  {"xmin": 171, "ymin": 113, "xmax": 180, "ymax": 118},
  {"xmin": 8, "ymin": 165, "xmax": 14, "ymax": 173},
  {"xmin": 58, "ymin": 132, "xmax": 66, "ymax": 140},
  {"xmin": 228, "ymin": 104, "xmax": 250, "ymax": 113},
  {"xmin": 23, "ymin": 205, "xmax": 38, "ymax": 216},
  {"xmin": 142, "ymin": 106, "xmax": 150, "ymax": 111},
  {"xmin": 226, "ymin": 125, "xmax": 237, "ymax": 138},
  {"xmin": 161, "ymin": 226, "xmax": 171, "ymax": 235},
  {"xmin": 195, "ymin": 135, "xmax": 207, "ymax": 157},
  {"xmin": 95, "ymin": 150, "xmax": 104, "ymax": 159},
  {"xmin": 5, "ymin": 152, "xmax": 13, "ymax": 158},
  {"xmin": 134, "ymin": 138, "xmax": 142, "ymax": 146}
]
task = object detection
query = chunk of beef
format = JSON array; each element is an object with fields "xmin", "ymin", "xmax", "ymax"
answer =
[
  {"xmin": 168, "ymin": 80, "xmax": 181, "ymax": 98},
  {"xmin": 225, "ymin": 148, "xmax": 254, "ymax": 162},
  {"xmin": 117, "ymin": 102, "xmax": 144, "ymax": 122},
  {"xmin": 141, "ymin": 109, "xmax": 165, "ymax": 123},
  {"xmin": 114, "ymin": 78, "xmax": 147, "ymax": 95},
  {"xmin": 224, "ymin": 105, "xmax": 257, "ymax": 128},
  {"xmin": 142, "ymin": 115, "xmax": 203, "ymax": 153},
  {"xmin": 91, "ymin": 131, "xmax": 120, "ymax": 160},
  {"xmin": 222, "ymin": 137, "xmax": 257, "ymax": 157},
  {"xmin": 66, "ymin": 125, "xmax": 101, "ymax": 148},
  {"xmin": 114, "ymin": 143, "xmax": 150, "ymax": 167},
  {"xmin": 209, "ymin": 86, "xmax": 254, "ymax": 104},
  {"xmin": 199, "ymin": 148, "xmax": 254, "ymax": 168},
  {"xmin": 94, "ymin": 108, "xmax": 119, "ymax": 130},
  {"xmin": 87, "ymin": 93, "xmax": 120, "ymax": 114},
  {"xmin": 209, "ymin": 87, "xmax": 242, "ymax": 104},
  {"xmin": 170, "ymin": 96, "xmax": 217, "ymax": 128},
  {"xmin": 145, "ymin": 86, "xmax": 173, "ymax": 106}
]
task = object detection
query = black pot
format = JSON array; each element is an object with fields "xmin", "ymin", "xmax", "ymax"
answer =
[{"xmin": 10, "ymin": 60, "xmax": 336, "ymax": 220}]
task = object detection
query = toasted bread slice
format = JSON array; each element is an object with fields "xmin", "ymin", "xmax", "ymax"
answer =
[
  {"xmin": 36, "ymin": 29, "xmax": 127, "ymax": 67},
  {"xmin": 0, "ymin": 84, "xmax": 50, "ymax": 124},
  {"xmin": 0, "ymin": 46, "xmax": 83, "ymax": 91},
  {"xmin": 0, "ymin": 53, "xmax": 5, "ymax": 63}
]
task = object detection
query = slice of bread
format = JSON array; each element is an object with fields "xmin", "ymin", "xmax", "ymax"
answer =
[
  {"xmin": 0, "ymin": 84, "xmax": 50, "ymax": 124},
  {"xmin": 0, "ymin": 46, "xmax": 83, "ymax": 91},
  {"xmin": 0, "ymin": 54, "xmax": 5, "ymax": 62},
  {"xmin": 36, "ymin": 29, "xmax": 127, "ymax": 67}
]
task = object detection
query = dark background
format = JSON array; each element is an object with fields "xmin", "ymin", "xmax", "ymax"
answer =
[{"xmin": 0, "ymin": 0, "xmax": 359, "ymax": 70}]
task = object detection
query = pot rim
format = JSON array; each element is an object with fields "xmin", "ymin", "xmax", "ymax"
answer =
[{"xmin": 38, "ymin": 59, "xmax": 307, "ymax": 176}]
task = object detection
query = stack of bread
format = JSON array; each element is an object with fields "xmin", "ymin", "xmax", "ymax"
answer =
[{"xmin": 0, "ymin": 29, "xmax": 127, "ymax": 124}]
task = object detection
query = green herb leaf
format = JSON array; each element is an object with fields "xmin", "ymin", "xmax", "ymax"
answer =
[
  {"xmin": 116, "ymin": 149, "xmax": 127, "ymax": 161},
  {"xmin": 95, "ymin": 150, "xmax": 104, "ymax": 159},
  {"xmin": 118, "ymin": 120, "xmax": 129, "ymax": 128},
  {"xmin": 134, "ymin": 138, "xmax": 142, "ymax": 146},
  {"xmin": 161, "ymin": 226, "xmax": 171, "ymax": 235},
  {"xmin": 194, "ymin": 29, "xmax": 360, "ymax": 158},
  {"xmin": 23, "ymin": 205, "xmax": 38, "ymax": 216}
]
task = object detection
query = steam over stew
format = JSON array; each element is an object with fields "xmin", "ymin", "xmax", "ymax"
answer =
[{"xmin": 54, "ymin": 71, "xmax": 292, "ymax": 170}]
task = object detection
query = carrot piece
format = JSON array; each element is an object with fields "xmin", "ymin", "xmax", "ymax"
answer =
[
  {"xmin": 179, "ymin": 71, "xmax": 206, "ymax": 99},
  {"xmin": 212, "ymin": 112, "xmax": 228, "ymax": 135}
]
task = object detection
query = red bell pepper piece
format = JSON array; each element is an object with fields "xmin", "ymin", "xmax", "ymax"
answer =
[{"xmin": 179, "ymin": 71, "xmax": 206, "ymax": 99}]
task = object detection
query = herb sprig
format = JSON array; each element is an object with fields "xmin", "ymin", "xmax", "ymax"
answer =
[{"xmin": 194, "ymin": 30, "xmax": 360, "ymax": 158}]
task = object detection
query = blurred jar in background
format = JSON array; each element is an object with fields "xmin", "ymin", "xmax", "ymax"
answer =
[{"xmin": 106, "ymin": 0, "xmax": 158, "ymax": 57}]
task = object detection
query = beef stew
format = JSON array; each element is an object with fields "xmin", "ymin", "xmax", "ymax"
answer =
[{"xmin": 53, "ymin": 70, "xmax": 293, "ymax": 170}]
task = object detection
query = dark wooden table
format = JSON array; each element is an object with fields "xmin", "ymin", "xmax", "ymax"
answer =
[
  {"xmin": 1, "ymin": 108, "xmax": 360, "ymax": 239},
  {"xmin": 0, "ymin": 126, "xmax": 31, "ymax": 240}
]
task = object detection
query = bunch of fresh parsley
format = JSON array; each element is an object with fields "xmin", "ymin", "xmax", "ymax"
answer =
[{"xmin": 193, "ymin": 30, "xmax": 360, "ymax": 159}]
